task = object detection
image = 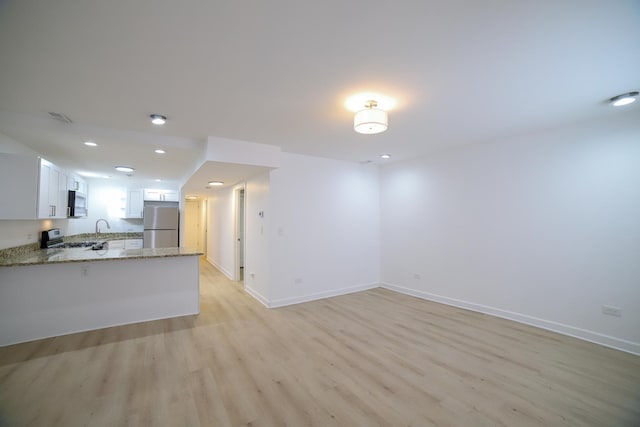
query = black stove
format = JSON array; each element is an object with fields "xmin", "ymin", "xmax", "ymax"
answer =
[
  {"xmin": 64, "ymin": 241, "xmax": 97, "ymax": 248},
  {"xmin": 41, "ymin": 228, "xmax": 65, "ymax": 249},
  {"xmin": 41, "ymin": 228, "xmax": 97, "ymax": 249}
]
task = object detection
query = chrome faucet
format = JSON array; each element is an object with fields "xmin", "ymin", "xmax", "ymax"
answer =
[{"xmin": 95, "ymin": 218, "xmax": 111, "ymax": 239}]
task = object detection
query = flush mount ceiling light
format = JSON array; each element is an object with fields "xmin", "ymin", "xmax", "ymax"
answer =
[
  {"xmin": 83, "ymin": 141, "xmax": 97, "ymax": 147},
  {"xmin": 150, "ymin": 114, "xmax": 167, "ymax": 125},
  {"xmin": 208, "ymin": 181, "xmax": 224, "ymax": 186},
  {"xmin": 345, "ymin": 93, "xmax": 396, "ymax": 112},
  {"xmin": 609, "ymin": 92, "xmax": 638, "ymax": 107},
  {"xmin": 154, "ymin": 149, "xmax": 166, "ymax": 154},
  {"xmin": 354, "ymin": 100, "xmax": 388, "ymax": 134},
  {"xmin": 115, "ymin": 166, "xmax": 135, "ymax": 173},
  {"xmin": 380, "ymin": 154, "xmax": 391, "ymax": 159}
]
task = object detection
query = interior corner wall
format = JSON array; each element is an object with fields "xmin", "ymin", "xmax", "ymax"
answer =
[
  {"xmin": 267, "ymin": 152, "xmax": 380, "ymax": 307},
  {"xmin": 0, "ymin": 133, "xmax": 68, "ymax": 249},
  {"xmin": 379, "ymin": 111, "xmax": 640, "ymax": 354},
  {"xmin": 243, "ymin": 172, "xmax": 270, "ymax": 305},
  {"xmin": 0, "ymin": 131, "xmax": 38, "ymax": 156},
  {"xmin": 206, "ymin": 186, "xmax": 235, "ymax": 279}
]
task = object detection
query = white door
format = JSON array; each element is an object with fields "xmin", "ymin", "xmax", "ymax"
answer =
[{"xmin": 184, "ymin": 200, "xmax": 200, "ymax": 250}]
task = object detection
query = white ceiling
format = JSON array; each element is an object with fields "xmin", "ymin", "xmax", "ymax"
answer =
[{"xmin": 0, "ymin": 0, "xmax": 638, "ymax": 190}]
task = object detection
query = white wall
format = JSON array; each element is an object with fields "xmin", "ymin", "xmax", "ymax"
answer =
[
  {"xmin": 0, "ymin": 131, "xmax": 38, "ymax": 155},
  {"xmin": 380, "ymin": 111, "xmax": 640, "ymax": 354},
  {"xmin": 0, "ymin": 179, "xmax": 144, "ymax": 249},
  {"xmin": 65, "ymin": 179, "xmax": 143, "ymax": 236},
  {"xmin": 267, "ymin": 152, "xmax": 380, "ymax": 306},
  {"xmin": 206, "ymin": 136, "xmax": 281, "ymax": 168},
  {"xmin": 206, "ymin": 186, "xmax": 235, "ymax": 278},
  {"xmin": 0, "ymin": 132, "xmax": 66, "ymax": 249},
  {"xmin": 0, "ymin": 133, "xmax": 143, "ymax": 248},
  {"xmin": 244, "ymin": 172, "xmax": 270, "ymax": 304},
  {"xmin": 0, "ymin": 219, "xmax": 68, "ymax": 250}
]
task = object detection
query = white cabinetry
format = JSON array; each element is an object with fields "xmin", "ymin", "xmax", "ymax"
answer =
[
  {"xmin": 0, "ymin": 154, "xmax": 85, "ymax": 220},
  {"xmin": 0, "ymin": 154, "xmax": 40, "ymax": 220},
  {"xmin": 123, "ymin": 189, "xmax": 144, "ymax": 218},
  {"xmin": 106, "ymin": 239, "xmax": 143, "ymax": 249},
  {"xmin": 143, "ymin": 189, "xmax": 179, "ymax": 202},
  {"xmin": 59, "ymin": 170, "xmax": 69, "ymax": 217},
  {"xmin": 38, "ymin": 159, "xmax": 68, "ymax": 219},
  {"xmin": 67, "ymin": 174, "xmax": 87, "ymax": 195}
]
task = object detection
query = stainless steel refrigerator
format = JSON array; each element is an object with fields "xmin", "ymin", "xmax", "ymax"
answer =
[{"xmin": 143, "ymin": 205, "xmax": 179, "ymax": 248}]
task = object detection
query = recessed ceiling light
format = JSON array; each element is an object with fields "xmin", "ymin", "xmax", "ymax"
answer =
[
  {"xmin": 115, "ymin": 166, "xmax": 135, "ymax": 173},
  {"xmin": 208, "ymin": 181, "xmax": 224, "ymax": 186},
  {"xmin": 154, "ymin": 149, "xmax": 166, "ymax": 154},
  {"xmin": 84, "ymin": 141, "xmax": 97, "ymax": 147},
  {"xmin": 380, "ymin": 154, "xmax": 391, "ymax": 159},
  {"xmin": 150, "ymin": 114, "xmax": 167, "ymax": 125},
  {"xmin": 155, "ymin": 179, "xmax": 161, "ymax": 182},
  {"xmin": 609, "ymin": 92, "xmax": 638, "ymax": 107}
]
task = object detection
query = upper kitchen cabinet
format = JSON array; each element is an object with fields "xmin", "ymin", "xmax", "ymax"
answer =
[
  {"xmin": 143, "ymin": 188, "xmax": 179, "ymax": 202},
  {"xmin": 123, "ymin": 189, "xmax": 144, "ymax": 218},
  {"xmin": 67, "ymin": 173, "xmax": 87, "ymax": 195},
  {"xmin": 0, "ymin": 154, "xmax": 83, "ymax": 220},
  {"xmin": 38, "ymin": 158, "xmax": 68, "ymax": 219},
  {"xmin": 0, "ymin": 153, "xmax": 40, "ymax": 219}
]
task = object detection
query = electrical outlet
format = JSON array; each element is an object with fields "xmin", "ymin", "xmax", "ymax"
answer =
[
  {"xmin": 413, "ymin": 273, "xmax": 421, "ymax": 280},
  {"xmin": 27, "ymin": 233, "xmax": 33, "ymax": 240},
  {"xmin": 602, "ymin": 305, "xmax": 622, "ymax": 317},
  {"xmin": 81, "ymin": 266, "xmax": 89, "ymax": 277},
  {"xmin": 294, "ymin": 277, "xmax": 303, "ymax": 285}
]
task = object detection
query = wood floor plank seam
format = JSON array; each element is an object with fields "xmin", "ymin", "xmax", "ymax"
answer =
[{"xmin": 0, "ymin": 258, "xmax": 639, "ymax": 426}]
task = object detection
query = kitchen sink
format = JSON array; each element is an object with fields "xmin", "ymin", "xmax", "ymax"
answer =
[{"xmin": 91, "ymin": 241, "xmax": 108, "ymax": 250}]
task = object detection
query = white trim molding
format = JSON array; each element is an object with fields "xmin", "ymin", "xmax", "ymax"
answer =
[
  {"xmin": 381, "ymin": 282, "xmax": 640, "ymax": 356},
  {"xmin": 206, "ymin": 256, "xmax": 233, "ymax": 280},
  {"xmin": 267, "ymin": 283, "xmax": 379, "ymax": 309},
  {"xmin": 244, "ymin": 285, "xmax": 270, "ymax": 308}
]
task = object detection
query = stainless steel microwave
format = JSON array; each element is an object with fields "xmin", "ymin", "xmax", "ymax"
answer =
[{"xmin": 67, "ymin": 190, "xmax": 87, "ymax": 217}]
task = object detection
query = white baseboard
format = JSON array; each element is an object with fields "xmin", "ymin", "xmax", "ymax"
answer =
[
  {"xmin": 244, "ymin": 285, "xmax": 269, "ymax": 308},
  {"xmin": 381, "ymin": 282, "xmax": 640, "ymax": 356},
  {"xmin": 268, "ymin": 283, "xmax": 379, "ymax": 308},
  {"xmin": 206, "ymin": 256, "xmax": 233, "ymax": 280}
]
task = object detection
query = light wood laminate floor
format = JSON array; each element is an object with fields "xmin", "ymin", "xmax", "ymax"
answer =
[{"xmin": 1, "ymin": 259, "xmax": 639, "ymax": 426}]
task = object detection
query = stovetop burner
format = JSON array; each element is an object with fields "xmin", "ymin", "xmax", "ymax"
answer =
[{"xmin": 64, "ymin": 241, "xmax": 97, "ymax": 248}]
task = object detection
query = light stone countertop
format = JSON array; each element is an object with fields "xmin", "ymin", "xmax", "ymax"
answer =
[{"xmin": 0, "ymin": 245, "xmax": 203, "ymax": 267}]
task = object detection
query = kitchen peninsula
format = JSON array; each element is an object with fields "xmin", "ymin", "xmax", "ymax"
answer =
[{"xmin": 0, "ymin": 244, "xmax": 203, "ymax": 347}]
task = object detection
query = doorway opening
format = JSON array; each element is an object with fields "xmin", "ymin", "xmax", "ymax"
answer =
[
  {"xmin": 234, "ymin": 187, "xmax": 245, "ymax": 282},
  {"xmin": 185, "ymin": 198, "xmax": 207, "ymax": 256}
]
